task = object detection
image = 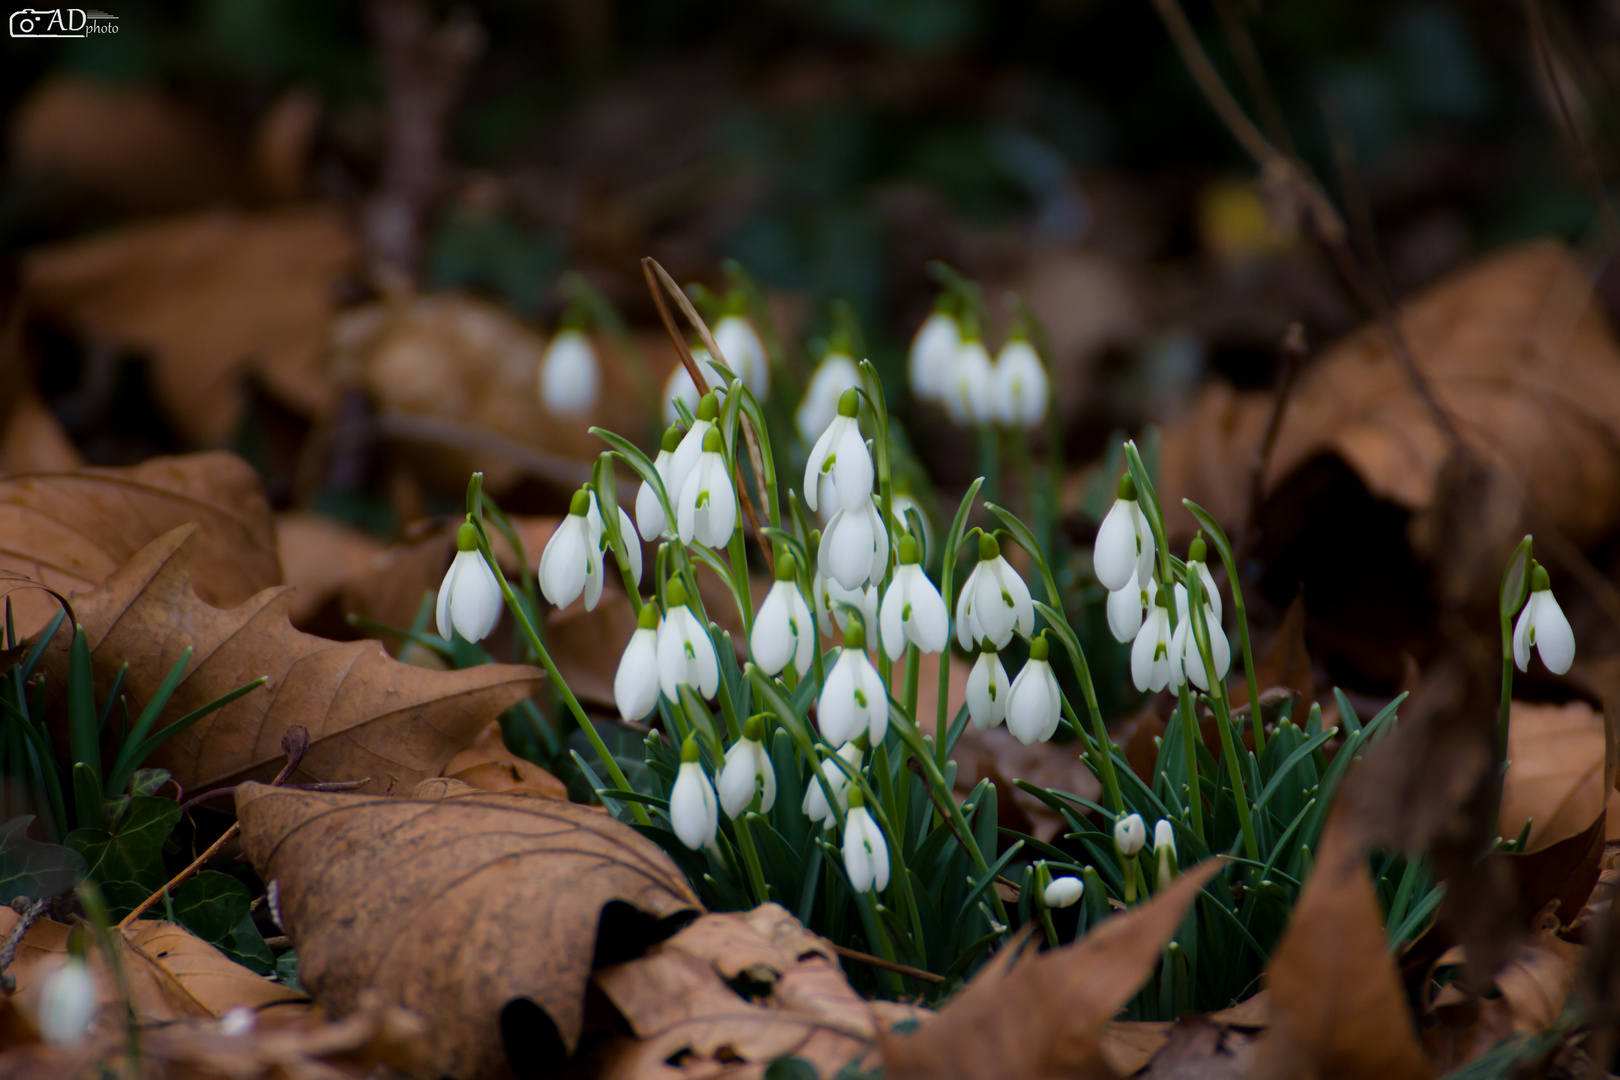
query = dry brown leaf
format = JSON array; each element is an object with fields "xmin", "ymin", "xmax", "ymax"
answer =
[
  {"xmin": 23, "ymin": 206, "xmax": 356, "ymax": 443},
  {"xmin": 0, "ymin": 452, "xmax": 281, "ymax": 635},
  {"xmin": 275, "ymin": 513, "xmax": 388, "ymax": 628},
  {"xmin": 882, "ymin": 860, "xmax": 1223, "ymax": 1080},
  {"xmin": 0, "ymin": 393, "xmax": 83, "ymax": 475},
  {"xmin": 122, "ymin": 921, "xmax": 310, "ymax": 1020},
  {"xmin": 1100, "ymin": 1021, "xmax": 1175, "ymax": 1076},
  {"xmin": 591, "ymin": 904, "xmax": 891, "ymax": 1080},
  {"xmin": 1160, "ymin": 242, "xmax": 1620, "ymax": 554},
  {"xmin": 13, "ymin": 524, "xmax": 539, "ymax": 794},
  {"xmin": 1137, "ymin": 1015, "xmax": 1259, "ymax": 1080},
  {"xmin": 1499, "ymin": 700, "xmax": 1606, "ymax": 852},
  {"xmin": 1255, "ymin": 818, "xmax": 1432, "ymax": 1080},
  {"xmin": 444, "ymin": 719, "xmax": 568, "ymax": 798},
  {"xmin": 234, "ymin": 782, "xmax": 702, "ymax": 1079},
  {"xmin": 1494, "ymin": 920, "xmax": 1586, "ymax": 1035}
]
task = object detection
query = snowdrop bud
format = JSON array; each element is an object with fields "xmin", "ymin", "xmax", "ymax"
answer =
[
  {"xmin": 436, "ymin": 522, "xmax": 504, "ymax": 643},
  {"xmin": 38, "ymin": 957, "xmax": 98, "ymax": 1048},
  {"xmin": 714, "ymin": 313, "xmax": 769, "ymax": 397},
  {"xmin": 803, "ymin": 740, "xmax": 862, "ymax": 825},
  {"xmin": 657, "ymin": 581, "xmax": 720, "ymax": 701},
  {"xmin": 1095, "ymin": 474, "xmax": 1157, "ymax": 592},
  {"xmin": 751, "ymin": 553, "xmax": 815, "ymax": 678},
  {"xmin": 1114, "ymin": 813, "xmax": 1146, "ymax": 857},
  {"xmin": 967, "ymin": 639, "xmax": 1009, "ymax": 730},
  {"xmin": 539, "ymin": 328, "xmax": 599, "ymax": 416},
  {"xmin": 670, "ymin": 736, "xmax": 719, "ymax": 850},
  {"xmin": 842, "ymin": 788, "xmax": 890, "ymax": 892},
  {"xmin": 614, "ymin": 602, "xmax": 662, "ymax": 720},
  {"xmin": 1043, "ymin": 875, "xmax": 1084, "ymax": 909},
  {"xmin": 945, "ymin": 338, "xmax": 996, "ymax": 426},
  {"xmin": 719, "ymin": 715, "xmax": 776, "ymax": 818},
  {"xmin": 1155, "ymin": 819, "xmax": 1178, "ymax": 890},
  {"xmin": 636, "ymin": 426, "xmax": 682, "ymax": 542},
  {"xmin": 994, "ymin": 339, "xmax": 1049, "ymax": 427},
  {"xmin": 818, "ymin": 621, "xmax": 888, "ymax": 747},
  {"xmin": 1006, "ymin": 633, "xmax": 1062, "ymax": 744},
  {"xmin": 804, "ymin": 388, "xmax": 874, "ymax": 514},
  {"xmin": 1513, "ymin": 565, "xmax": 1575, "ymax": 674},
  {"xmin": 539, "ymin": 489, "xmax": 604, "ymax": 610},
  {"xmin": 909, "ymin": 307, "xmax": 961, "ymax": 401},
  {"xmin": 677, "ymin": 428, "xmax": 739, "ymax": 549},
  {"xmin": 879, "ymin": 536, "xmax": 948, "ymax": 660}
]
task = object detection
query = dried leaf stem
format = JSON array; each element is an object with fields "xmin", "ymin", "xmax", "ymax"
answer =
[{"xmin": 829, "ymin": 942, "xmax": 945, "ymax": 985}]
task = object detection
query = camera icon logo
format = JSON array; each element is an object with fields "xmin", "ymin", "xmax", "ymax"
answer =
[{"xmin": 10, "ymin": 9, "xmax": 50, "ymax": 36}]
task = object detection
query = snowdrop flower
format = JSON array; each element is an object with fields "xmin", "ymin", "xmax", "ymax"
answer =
[
  {"xmin": 657, "ymin": 581, "xmax": 719, "ymax": 701},
  {"xmin": 804, "ymin": 388, "xmax": 873, "ymax": 515},
  {"xmin": 538, "ymin": 327, "xmax": 599, "ymax": 416},
  {"xmin": 719, "ymin": 715, "xmax": 776, "ymax": 818},
  {"xmin": 1114, "ymin": 813, "xmax": 1146, "ymax": 857},
  {"xmin": 1042, "ymin": 874, "xmax": 1084, "ymax": 909},
  {"xmin": 219, "ymin": 1007, "xmax": 255, "ymax": 1037},
  {"xmin": 1130, "ymin": 591, "xmax": 1174, "ymax": 693},
  {"xmin": 670, "ymin": 736, "xmax": 719, "ymax": 850},
  {"xmin": 796, "ymin": 352, "xmax": 861, "ymax": 442},
  {"xmin": 614, "ymin": 602, "xmax": 661, "ymax": 720},
  {"xmin": 636, "ymin": 426, "xmax": 681, "ymax": 542},
  {"xmin": 944, "ymin": 337, "xmax": 995, "ymax": 425},
  {"xmin": 1154, "ymin": 819, "xmax": 1178, "ymax": 891},
  {"xmin": 994, "ymin": 338, "xmax": 1049, "ymax": 427},
  {"xmin": 814, "ymin": 570, "xmax": 877, "ymax": 638},
  {"xmin": 1513, "ymin": 565, "xmax": 1575, "ymax": 675},
  {"xmin": 677, "ymin": 429, "xmax": 738, "ymax": 549},
  {"xmin": 880, "ymin": 536, "xmax": 948, "ymax": 660},
  {"xmin": 587, "ymin": 490, "xmax": 642, "ymax": 587},
  {"xmin": 667, "ymin": 392, "xmax": 719, "ymax": 504},
  {"xmin": 842, "ymin": 788, "xmax": 889, "ymax": 892},
  {"xmin": 967, "ymin": 640, "xmax": 1010, "ymax": 730},
  {"xmin": 954, "ymin": 532, "xmax": 1034, "ymax": 651},
  {"xmin": 752, "ymin": 553, "xmax": 815, "ymax": 678},
  {"xmin": 1006, "ymin": 634, "xmax": 1062, "ymax": 744},
  {"xmin": 436, "ymin": 522, "xmax": 503, "ymax": 642},
  {"xmin": 539, "ymin": 490, "xmax": 604, "ymax": 610},
  {"xmin": 819, "ymin": 497, "xmax": 889, "ymax": 590},
  {"xmin": 1107, "ymin": 569, "xmax": 1155, "ymax": 645},
  {"xmin": 663, "ymin": 349, "xmax": 727, "ymax": 427},
  {"xmin": 1094, "ymin": 474, "xmax": 1157, "ymax": 593},
  {"xmin": 909, "ymin": 307, "xmax": 961, "ymax": 401},
  {"xmin": 1169, "ymin": 581, "xmax": 1230, "ymax": 692},
  {"xmin": 804, "ymin": 740, "xmax": 863, "ymax": 825},
  {"xmin": 818, "ymin": 620, "xmax": 888, "ymax": 747},
  {"xmin": 38, "ymin": 956, "xmax": 98, "ymax": 1048},
  {"xmin": 714, "ymin": 313, "xmax": 769, "ymax": 398}
]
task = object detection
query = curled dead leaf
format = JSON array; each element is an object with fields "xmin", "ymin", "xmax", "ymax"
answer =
[
  {"xmin": 444, "ymin": 720, "xmax": 568, "ymax": 798},
  {"xmin": 1500, "ymin": 700, "xmax": 1606, "ymax": 852},
  {"xmin": 234, "ymin": 782, "xmax": 702, "ymax": 1079},
  {"xmin": 0, "ymin": 393, "xmax": 83, "ymax": 475}
]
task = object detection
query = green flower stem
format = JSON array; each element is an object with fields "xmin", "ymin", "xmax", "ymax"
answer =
[
  {"xmin": 1033, "ymin": 862, "xmax": 1060, "ymax": 949},
  {"xmin": 937, "ymin": 479, "xmax": 986, "ymax": 769},
  {"xmin": 726, "ymin": 526, "xmax": 754, "ymax": 636},
  {"xmin": 1187, "ymin": 570, "xmax": 1259, "ymax": 863},
  {"xmin": 845, "ymin": 773, "xmax": 929, "ymax": 959},
  {"xmin": 902, "ymin": 645, "xmax": 921, "ymax": 724},
  {"xmin": 1181, "ymin": 501, "xmax": 1262, "ymax": 753},
  {"xmin": 1176, "ymin": 685, "xmax": 1204, "ymax": 843},
  {"xmin": 850, "ymin": 887, "xmax": 906, "ymax": 996},
  {"xmin": 733, "ymin": 811, "xmax": 771, "ymax": 906}
]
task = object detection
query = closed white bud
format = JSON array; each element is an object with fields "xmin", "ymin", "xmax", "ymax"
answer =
[
  {"xmin": 436, "ymin": 524, "xmax": 504, "ymax": 642},
  {"xmin": 614, "ymin": 604, "xmax": 662, "ymax": 720},
  {"xmin": 1005, "ymin": 635, "xmax": 1062, "ymax": 744},
  {"xmin": 994, "ymin": 339, "xmax": 1049, "ymax": 427},
  {"xmin": 818, "ymin": 623, "xmax": 888, "ymax": 747},
  {"xmin": 879, "ymin": 537, "xmax": 948, "ymax": 659},
  {"xmin": 909, "ymin": 309, "xmax": 960, "ymax": 401},
  {"xmin": 944, "ymin": 339, "xmax": 995, "ymax": 425},
  {"xmin": 718, "ymin": 717, "xmax": 776, "ymax": 818},
  {"xmin": 1114, "ymin": 813, "xmax": 1146, "ymax": 856},
  {"xmin": 670, "ymin": 740, "xmax": 719, "ymax": 851},
  {"xmin": 966, "ymin": 643, "xmax": 1009, "ymax": 730},
  {"xmin": 751, "ymin": 562, "xmax": 815, "ymax": 679},
  {"xmin": 842, "ymin": 793, "xmax": 890, "ymax": 892},
  {"xmin": 539, "ymin": 490, "xmax": 604, "ymax": 611},
  {"xmin": 1042, "ymin": 875, "xmax": 1084, "ymax": 909},
  {"xmin": 1513, "ymin": 567, "xmax": 1575, "ymax": 675},
  {"xmin": 539, "ymin": 328, "xmax": 599, "ymax": 416},
  {"xmin": 38, "ymin": 958, "xmax": 98, "ymax": 1048},
  {"xmin": 804, "ymin": 389, "xmax": 874, "ymax": 514}
]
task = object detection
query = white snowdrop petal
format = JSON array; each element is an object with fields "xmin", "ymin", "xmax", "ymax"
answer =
[
  {"xmin": 614, "ymin": 628, "xmax": 660, "ymax": 720},
  {"xmin": 833, "ymin": 422, "xmax": 875, "ymax": 512},
  {"xmin": 1512, "ymin": 600, "xmax": 1533, "ymax": 672},
  {"xmin": 539, "ymin": 519, "xmax": 590, "ymax": 607},
  {"xmin": 1043, "ymin": 876, "xmax": 1083, "ymax": 908},
  {"xmin": 540, "ymin": 330, "xmax": 600, "ymax": 416},
  {"xmin": 670, "ymin": 762, "xmax": 718, "ymax": 850},
  {"xmin": 1107, "ymin": 578, "xmax": 1144, "ymax": 644},
  {"xmin": 719, "ymin": 744, "xmax": 759, "ymax": 818},
  {"xmin": 1534, "ymin": 591, "xmax": 1576, "ymax": 674},
  {"xmin": 435, "ymin": 559, "xmax": 457, "ymax": 640},
  {"xmin": 1094, "ymin": 499, "xmax": 1139, "ymax": 591},
  {"xmin": 449, "ymin": 551, "xmax": 503, "ymax": 642}
]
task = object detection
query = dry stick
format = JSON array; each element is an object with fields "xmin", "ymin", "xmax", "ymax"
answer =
[
  {"xmin": 115, "ymin": 727, "xmax": 310, "ymax": 931},
  {"xmin": 1209, "ymin": 0, "xmax": 1294, "ymax": 156},
  {"xmin": 640, "ymin": 258, "xmax": 775, "ymax": 577},
  {"xmin": 372, "ymin": 410, "xmax": 594, "ymax": 487},
  {"xmin": 1236, "ymin": 322, "xmax": 1306, "ymax": 563},
  {"xmin": 829, "ymin": 942, "xmax": 945, "ymax": 985},
  {"xmin": 178, "ymin": 778, "xmax": 368, "ymax": 814},
  {"xmin": 0, "ymin": 897, "xmax": 49, "ymax": 991}
]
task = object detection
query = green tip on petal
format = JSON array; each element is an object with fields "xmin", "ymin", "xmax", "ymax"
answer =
[
  {"xmin": 898, "ymin": 535, "xmax": 919, "ymax": 565},
  {"xmin": 846, "ymin": 786, "xmax": 865, "ymax": 808},
  {"xmin": 702, "ymin": 428, "xmax": 724, "ymax": 453},
  {"xmin": 1188, "ymin": 537, "xmax": 1207, "ymax": 563},
  {"xmin": 666, "ymin": 580, "xmax": 689, "ymax": 607},
  {"xmin": 743, "ymin": 714, "xmax": 766, "ymax": 742},
  {"xmin": 844, "ymin": 620, "xmax": 866, "ymax": 650},
  {"xmin": 636, "ymin": 602, "xmax": 660, "ymax": 630},
  {"xmin": 569, "ymin": 489, "xmax": 592, "ymax": 516},
  {"xmin": 775, "ymin": 551, "xmax": 798, "ymax": 581},
  {"xmin": 1117, "ymin": 473, "xmax": 1137, "ymax": 501},
  {"xmin": 455, "ymin": 522, "xmax": 480, "ymax": 552},
  {"xmin": 977, "ymin": 531, "xmax": 1000, "ymax": 561},
  {"xmin": 1531, "ymin": 565, "xmax": 1551, "ymax": 592},
  {"xmin": 697, "ymin": 392, "xmax": 720, "ymax": 421},
  {"xmin": 680, "ymin": 735, "xmax": 701, "ymax": 763},
  {"xmin": 838, "ymin": 387, "xmax": 860, "ymax": 418},
  {"xmin": 1029, "ymin": 633, "xmax": 1049, "ymax": 661},
  {"xmin": 662, "ymin": 426, "xmax": 683, "ymax": 453}
]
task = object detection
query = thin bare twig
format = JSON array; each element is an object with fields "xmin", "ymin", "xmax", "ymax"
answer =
[
  {"xmin": 179, "ymin": 778, "xmax": 369, "ymax": 814},
  {"xmin": 1237, "ymin": 322, "xmax": 1306, "ymax": 561},
  {"xmin": 1209, "ymin": 0, "xmax": 1294, "ymax": 156},
  {"xmin": 371, "ymin": 410, "xmax": 594, "ymax": 488},
  {"xmin": 828, "ymin": 942, "xmax": 945, "ymax": 984}
]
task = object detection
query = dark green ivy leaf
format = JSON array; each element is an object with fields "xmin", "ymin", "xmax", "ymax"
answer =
[
  {"xmin": 65, "ymin": 794, "xmax": 181, "ymax": 916},
  {"xmin": 172, "ymin": 870, "xmax": 274, "ymax": 974},
  {"xmin": 0, "ymin": 815, "xmax": 87, "ymax": 904}
]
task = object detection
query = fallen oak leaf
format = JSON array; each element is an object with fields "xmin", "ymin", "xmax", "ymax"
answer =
[
  {"xmin": 13, "ymin": 525, "xmax": 540, "ymax": 794},
  {"xmin": 444, "ymin": 720, "xmax": 568, "ymax": 799},
  {"xmin": 880, "ymin": 859, "xmax": 1223, "ymax": 1080},
  {"xmin": 234, "ymin": 781, "xmax": 701, "ymax": 1080},
  {"xmin": 1499, "ymin": 700, "xmax": 1606, "ymax": 852}
]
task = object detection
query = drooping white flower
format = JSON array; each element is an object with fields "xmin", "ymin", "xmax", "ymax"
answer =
[
  {"xmin": 819, "ymin": 497, "xmax": 890, "ymax": 590},
  {"xmin": 818, "ymin": 621, "xmax": 888, "ymax": 747},
  {"xmin": 614, "ymin": 602, "xmax": 661, "ymax": 720},
  {"xmin": 804, "ymin": 388, "xmax": 873, "ymax": 515},
  {"xmin": 751, "ymin": 554, "xmax": 815, "ymax": 678},
  {"xmin": 796, "ymin": 352, "xmax": 861, "ymax": 442},
  {"xmin": 814, "ymin": 570, "xmax": 877, "ymax": 639},
  {"xmin": 1094, "ymin": 474, "xmax": 1157, "ymax": 592},
  {"xmin": 677, "ymin": 428, "xmax": 738, "ymax": 549},
  {"xmin": 657, "ymin": 581, "xmax": 719, "ymax": 701},
  {"xmin": 1043, "ymin": 874, "xmax": 1084, "ymax": 909},
  {"xmin": 670, "ymin": 736, "xmax": 719, "ymax": 850},
  {"xmin": 804, "ymin": 740, "xmax": 863, "ymax": 825},
  {"xmin": 663, "ymin": 349, "xmax": 728, "ymax": 426},
  {"xmin": 667, "ymin": 392, "xmax": 718, "ymax": 504},
  {"xmin": 879, "ymin": 536, "xmax": 948, "ymax": 660},
  {"xmin": 1130, "ymin": 593, "xmax": 1174, "ymax": 693},
  {"xmin": 909, "ymin": 307, "xmax": 961, "ymax": 402},
  {"xmin": 842, "ymin": 789, "xmax": 889, "ymax": 892},
  {"xmin": 967, "ymin": 641, "xmax": 1010, "ymax": 730},
  {"xmin": 1114, "ymin": 813, "xmax": 1146, "ymax": 857},
  {"xmin": 953, "ymin": 532, "xmax": 1034, "ymax": 651},
  {"xmin": 436, "ymin": 522, "xmax": 504, "ymax": 642},
  {"xmin": 1513, "ymin": 566, "xmax": 1575, "ymax": 675},
  {"xmin": 38, "ymin": 957, "xmax": 98, "ymax": 1048},
  {"xmin": 718, "ymin": 715, "xmax": 776, "ymax": 818},
  {"xmin": 539, "ymin": 490, "xmax": 604, "ymax": 611},
  {"xmin": 1154, "ymin": 818, "xmax": 1178, "ymax": 890},
  {"xmin": 588, "ymin": 490, "xmax": 642, "ymax": 587},
  {"xmin": 944, "ymin": 338, "xmax": 995, "ymax": 425},
  {"xmin": 539, "ymin": 327, "xmax": 599, "ymax": 416},
  {"xmin": 1107, "ymin": 569, "xmax": 1155, "ymax": 644},
  {"xmin": 714, "ymin": 313, "xmax": 769, "ymax": 398},
  {"xmin": 636, "ymin": 426, "xmax": 681, "ymax": 542},
  {"xmin": 1006, "ymin": 634, "xmax": 1062, "ymax": 744},
  {"xmin": 1169, "ymin": 581, "xmax": 1230, "ymax": 692},
  {"xmin": 994, "ymin": 338, "xmax": 1049, "ymax": 427}
]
